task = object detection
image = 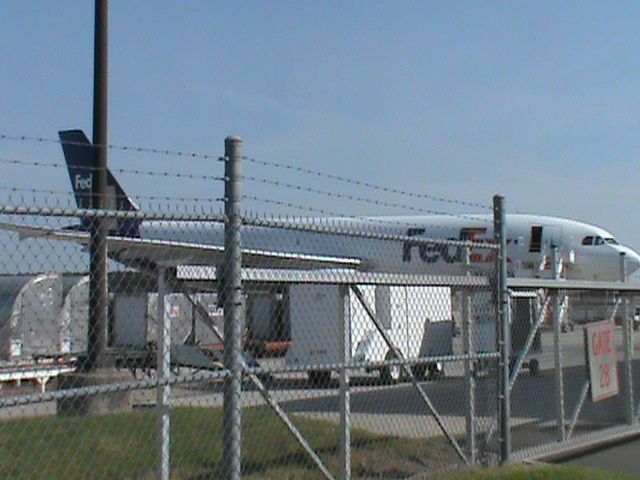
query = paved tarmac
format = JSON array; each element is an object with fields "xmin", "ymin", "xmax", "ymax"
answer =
[
  {"xmin": 259, "ymin": 327, "xmax": 640, "ymax": 456},
  {"xmin": 156, "ymin": 327, "xmax": 640, "ymax": 452},
  {"xmin": 561, "ymin": 438, "xmax": 640, "ymax": 477}
]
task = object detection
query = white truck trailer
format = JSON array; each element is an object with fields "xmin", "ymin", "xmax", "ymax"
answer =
[{"xmin": 285, "ymin": 284, "xmax": 453, "ymax": 384}]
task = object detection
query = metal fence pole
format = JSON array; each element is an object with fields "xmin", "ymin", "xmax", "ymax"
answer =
[
  {"xmin": 620, "ymin": 253, "xmax": 635, "ymax": 425},
  {"xmin": 551, "ymin": 247, "xmax": 566, "ymax": 441},
  {"xmin": 156, "ymin": 267, "xmax": 170, "ymax": 480},
  {"xmin": 87, "ymin": 0, "xmax": 109, "ymax": 371},
  {"xmin": 339, "ymin": 285, "xmax": 351, "ymax": 480},
  {"xmin": 462, "ymin": 247, "xmax": 476, "ymax": 464},
  {"xmin": 493, "ymin": 194, "xmax": 511, "ymax": 464},
  {"xmin": 223, "ymin": 136, "xmax": 244, "ymax": 480}
]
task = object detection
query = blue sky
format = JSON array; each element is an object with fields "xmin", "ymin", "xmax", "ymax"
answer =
[{"xmin": 1, "ymin": 2, "xmax": 640, "ymax": 250}]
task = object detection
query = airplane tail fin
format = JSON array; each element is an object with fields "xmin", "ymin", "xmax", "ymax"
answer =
[{"xmin": 59, "ymin": 129, "xmax": 140, "ymax": 237}]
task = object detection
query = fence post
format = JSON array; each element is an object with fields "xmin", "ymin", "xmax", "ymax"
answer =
[
  {"xmin": 223, "ymin": 136, "xmax": 244, "ymax": 480},
  {"xmin": 339, "ymin": 284, "xmax": 351, "ymax": 480},
  {"xmin": 493, "ymin": 194, "xmax": 511, "ymax": 464},
  {"xmin": 620, "ymin": 253, "xmax": 634, "ymax": 425},
  {"xmin": 156, "ymin": 266, "xmax": 170, "ymax": 480},
  {"xmin": 87, "ymin": 0, "xmax": 109, "ymax": 372},
  {"xmin": 462, "ymin": 247, "xmax": 476, "ymax": 464},
  {"xmin": 551, "ymin": 247, "xmax": 566, "ymax": 441}
]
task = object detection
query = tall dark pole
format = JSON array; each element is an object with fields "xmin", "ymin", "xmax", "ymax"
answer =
[{"xmin": 87, "ymin": 0, "xmax": 109, "ymax": 371}]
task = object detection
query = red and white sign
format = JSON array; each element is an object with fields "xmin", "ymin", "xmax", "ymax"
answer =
[{"xmin": 585, "ymin": 321, "xmax": 619, "ymax": 402}]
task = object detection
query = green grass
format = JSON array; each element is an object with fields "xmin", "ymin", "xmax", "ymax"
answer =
[
  {"xmin": 0, "ymin": 405, "xmax": 457, "ymax": 479},
  {"xmin": 443, "ymin": 465, "xmax": 635, "ymax": 480},
  {"xmin": 0, "ymin": 406, "xmax": 631, "ymax": 479}
]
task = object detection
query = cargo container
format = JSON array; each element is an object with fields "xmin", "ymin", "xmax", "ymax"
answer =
[
  {"xmin": 59, "ymin": 275, "xmax": 89, "ymax": 354},
  {"xmin": 285, "ymin": 284, "xmax": 453, "ymax": 384},
  {"xmin": 0, "ymin": 274, "xmax": 63, "ymax": 360}
]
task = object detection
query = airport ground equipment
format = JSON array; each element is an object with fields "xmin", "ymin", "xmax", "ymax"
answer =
[
  {"xmin": 0, "ymin": 359, "xmax": 76, "ymax": 393},
  {"xmin": 0, "ymin": 274, "xmax": 63, "ymax": 360},
  {"xmin": 510, "ymin": 291, "xmax": 543, "ymax": 377},
  {"xmin": 285, "ymin": 284, "xmax": 454, "ymax": 383},
  {"xmin": 59, "ymin": 276, "xmax": 89, "ymax": 355},
  {"xmin": 0, "ymin": 275, "xmax": 81, "ymax": 392},
  {"xmin": 0, "ymin": 274, "xmax": 90, "ymax": 361}
]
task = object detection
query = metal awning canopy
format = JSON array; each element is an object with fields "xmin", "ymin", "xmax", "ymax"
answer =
[
  {"xmin": 508, "ymin": 278, "xmax": 640, "ymax": 292},
  {"xmin": 176, "ymin": 266, "xmax": 490, "ymax": 287}
]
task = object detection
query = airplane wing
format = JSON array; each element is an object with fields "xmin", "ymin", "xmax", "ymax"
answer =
[{"xmin": 0, "ymin": 222, "xmax": 363, "ymax": 270}]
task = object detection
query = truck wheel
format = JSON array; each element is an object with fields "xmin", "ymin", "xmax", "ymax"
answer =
[
  {"xmin": 473, "ymin": 359, "xmax": 484, "ymax": 377},
  {"xmin": 308, "ymin": 370, "xmax": 331, "ymax": 387},
  {"xmin": 427, "ymin": 362, "xmax": 444, "ymax": 380},
  {"xmin": 528, "ymin": 359, "xmax": 539, "ymax": 377},
  {"xmin": 413, "ymin": 364, "xmax": 427, "ymax": 381},
  {"xmin": 380, "ymin": 351, "xmax": 401, "ymax": 384}
]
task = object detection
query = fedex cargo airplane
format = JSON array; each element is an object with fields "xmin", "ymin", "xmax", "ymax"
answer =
[{"xmin": 2, "ymin": 129, "xmax": 639, "ymax": 282}]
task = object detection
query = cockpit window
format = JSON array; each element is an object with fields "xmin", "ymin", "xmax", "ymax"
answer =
[{"xmin": 582, "ymin": 235, "xmax": 617, "ymax": 246}]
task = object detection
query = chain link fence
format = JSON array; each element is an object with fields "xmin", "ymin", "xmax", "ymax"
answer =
[
  {"xmin": 2, "ymin": 133, "xmax": 638, "ymax": 479},
  {"xmin": 0, "ymin": 207, "xmax": 503, "ymax": 478},
  {"xmin": 507, "ymin": 276, "xmax": 640, "ymax": 463}
]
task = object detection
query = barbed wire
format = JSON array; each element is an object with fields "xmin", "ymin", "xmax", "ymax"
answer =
[
  {"xmin": 0, "ymin": 204, "xmax": 226, "ymax": 222},
  {"xmin": 0, "ymin": 158, "xmax": 224, "ymax": 182},
  {"xmin": 3, "ymin": 156, "xmax": 476, "ymax": 218},
  {"xmin": 0, "ymin": 133, "xmax": 217, "ymax": 161},
  {"xmin": 0, "ymin": 186, "xmax": 73, "ymax": 197},
  {"xmin": 1, "ymin": 133, "xmax": 492, "ymax": 211},
  {"xmin": 0, "ymin": 203, "xmax": 496, "ymax": 250},
  {"xmin": 244, "ymin": 156, "xmax": 491, "ymax": 210},
  {"xmin": 0, "ymin": 199, "xmax": 224, "ymax": 219},
  {"xmin": 243, "ymin": 194, "xmax": 493, "ymax": 230},
  {"xmin": 0, "ymin": 186, "xmax": 223, "ymax": 205},
  {"xmin": 242, "ymin": 208, "xmax": 498, "ymax": 250},
  {"xmin": 244, "ymin": 175, "xmax": 487, "ymax": 217}
]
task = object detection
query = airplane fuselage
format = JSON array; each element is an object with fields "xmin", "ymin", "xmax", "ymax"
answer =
[
  {"xmin": 56, "ymin": 130, "xmax": 640, "ymax": 282},
  {"xmin": 138, "ymin": 214, "xmax": 640, "ymax": 281}
]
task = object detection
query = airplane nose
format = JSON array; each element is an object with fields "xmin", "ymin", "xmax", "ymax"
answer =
[
  {"xmin": 622, "ymin": 248, "xmax": 640, "ymax": 277},
  {"xmin": 629, "ymin": 253, "xmax": 640, "ymax": 275}
]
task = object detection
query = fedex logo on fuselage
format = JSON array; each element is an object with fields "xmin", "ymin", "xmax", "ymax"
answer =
[
  {"xmin": 74, "ymin": 174, "xmax": 92, "ymax": 191},
  {"xmin": 403, "ymin": 227, "xmax": 511, "ymax": 264}
]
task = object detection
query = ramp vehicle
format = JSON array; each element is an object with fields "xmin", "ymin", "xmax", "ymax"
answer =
[{"xmin": 285, "ymin": 284, "xmax": 453, "ymax": 383}]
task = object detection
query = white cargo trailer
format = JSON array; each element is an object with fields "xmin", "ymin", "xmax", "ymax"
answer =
[
  {"xmin": 285, "ymin": 284, "xmax": 453, "ymax": 383},
  {"xmin": 192, "ymin": 292, "xmax": 223, "ymax": 345},
  {"xmin": 59, "ymin": 276, "xmax": 89, "ymax": 354},
  {"xmin": 113, "ymin": 294, "xmax": 149, "ymax": 348},
  {"xmin": 0, "ymin": 274, "xmax": 63, "ymax": 360},
  {"xmin": 146, "ymin": 293, "xmax": 194, "ymax": 346}
]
